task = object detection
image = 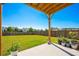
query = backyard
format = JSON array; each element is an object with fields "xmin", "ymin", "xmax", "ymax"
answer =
[
  {"xmin": 1, "ymin": 3, "xmax": 79, "ymax": 56},
  {"xmin": 2, "ymin": 35, "xmax": 58, "ymax": 55}
]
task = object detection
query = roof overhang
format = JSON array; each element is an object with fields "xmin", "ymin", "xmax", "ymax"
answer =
[{"xmin": 27, "ymin": 3, "xmax": 73, "ymax": 15}]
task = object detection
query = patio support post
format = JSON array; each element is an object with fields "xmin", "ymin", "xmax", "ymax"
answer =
[
  {"xmin": 48, "ymin": 14, "xmax": 51, "ymax": 45},
  {"xmin": 0, "ymin": 4, "xmax": 1, "ymax": 55}
]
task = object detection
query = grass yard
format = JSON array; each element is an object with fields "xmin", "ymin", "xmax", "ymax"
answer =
[{"xmin": 2, "ymin": 35, "xmax": 58, "ymax": 55}]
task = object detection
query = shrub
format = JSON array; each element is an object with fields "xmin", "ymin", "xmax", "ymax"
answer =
[{"xmin": 7, "ymin": 43, "xmax": 19, "ymax": 55}]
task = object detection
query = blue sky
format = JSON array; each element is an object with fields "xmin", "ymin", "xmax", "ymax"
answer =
[{"xmin": 2, "ymin": 3, "xmax": 79, "ymax": 29}]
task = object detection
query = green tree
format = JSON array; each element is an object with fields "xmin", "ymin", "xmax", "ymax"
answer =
[
  {"xmin": 28, "ymin": 27, "xmax": 34, "ymax": 32},
  {"xmin": 7, "ymin": 27, "xmax": 14, "ymax": 32},
  {"xmin": 15, "ymin": 27, "xmax": 19, "ymax": 32}
]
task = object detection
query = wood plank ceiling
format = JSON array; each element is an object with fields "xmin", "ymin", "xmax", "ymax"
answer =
[{"xmin": 27, "ymin": 3, "xmax": 73, "ymax": 15}]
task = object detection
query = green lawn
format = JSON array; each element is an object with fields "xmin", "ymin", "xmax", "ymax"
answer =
[{"xmin": 2, "ymin": 35, "xmax": 58, "ymax": 55}]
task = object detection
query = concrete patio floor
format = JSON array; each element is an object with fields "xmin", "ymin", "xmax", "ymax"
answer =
[{"xmin": 17, "ymin": 43, "xmax": 79, "ymax": 56}]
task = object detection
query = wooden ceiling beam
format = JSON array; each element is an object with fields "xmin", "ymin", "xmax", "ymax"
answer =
[
  {"xmin": 27, "ymin": 3, "xmax": 47, "ymax": 14},
  {"xmin": 41, "ymin": 3, "xmax": 52, "ymax": 11},
  {"xmin": 27, "ymin": 3, "xmax": 42, "ymax": 12},
  {"xmin": 45, "ymin": 3, "xmax": 61, "ymax": 14},
  {"xmin": 48, "ymin": 3, "xmax": 72, "ymax": 15},
  {"xmin": 37, "ymin": 3, "xmax": 44, "ymax": 8},
  {"xmin": 27, "ymin": 3, "xmax": 73, "ymax": 15},
  {"xmin": 37, "ymin": 3, "xmax": 45, "ymax": 10},
  {"xmin": 31, "ymin": 3, "xmax": 38, "ymax": 8}
]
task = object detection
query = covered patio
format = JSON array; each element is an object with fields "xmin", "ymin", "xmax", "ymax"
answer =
[
  {"xmin": 1, "ymin": 3, "xmax": 79, "ymax": 56},
  {"xmin": 27, "ymin": 3, "xmax": 73, "ymax": 44},
  {"xmin": 19, "ymin": 3, "xmax": 79, "ymax": 56},
  {"xmin": 18, "ymin": 43, "xmax": 79, "ymax": 56}
]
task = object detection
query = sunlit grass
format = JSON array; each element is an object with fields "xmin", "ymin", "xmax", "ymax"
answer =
[{"xmin": 2, "ymin": 35, "xmax": 58, "ymax": 55}]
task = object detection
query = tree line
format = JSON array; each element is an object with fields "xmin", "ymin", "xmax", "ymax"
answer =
[
  {"xmin": 2, "ymin": 27, "xmax": 48, "ymax": 32},
  {"xmin": 2, "ymin": 27, "xmax": 79, "ymax": 40},
  {"xmin": 2, "ymin": 27, "xmax": 48, "ymax": 36}
]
